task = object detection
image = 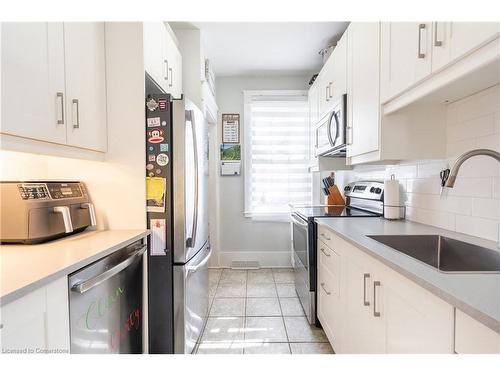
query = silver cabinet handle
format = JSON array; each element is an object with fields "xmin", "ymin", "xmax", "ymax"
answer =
[
  {"xmin": 417, "ymin": 23, "xmax": 426, "ymax": 59},
  {"xmin": 81, "ymin": 202, "xmax": 97, "ymax": 226},
  {"xmin": 72, "ymin": 99, "xmax": 80, "ymax": 129},
  {"xmin": 320, "ymin": 233, "xmax": 331, "ymax": 241},
  {"xmin": 346, "ymin": 126, "xmax": 353, "ymax": 146},
  {"xmin": 53, "ymin": 206, "xmax": 73, "ymax": 233},
  {"xmin": 325, "ymin": 85, "xmax": 330, "ymax": 102},
  {"xmin": 164, "ymin": 59, "xmax": 169, "ymax": 81},
  {"xmin": 373, "ymin": 281, "xmax": 381, "ymax": 317},
  {"xmin": 71, "ymin": 244, "xmax": 147, "ymax": 294},
  {"xmin": 320, "ymin": 248, "xmax": 331, "ymax": 257},
  {"xmin": 168, "ymin": 67, "xmax": 173, "ymax": 88},
  {"xmin": 328, "ymin": 82, "xmax": 333, "ymax": 98},
  {"xmin": 363, "ymin": 273, "xmax": 370, "ymax": 306},
  {"xmin": 320, "ymin": 282, "xmax": 331, "ymax": 295},
  {"xmin": 186, "ymin": 110, "xmax": 199, "ymax": 248},
  {"xmin": 56, "ymin": 92, "xmax": 65, "ymax": 125},
  {"xmin": 433, "ymin": 22, "xmax": 443, "ymax": 47}
]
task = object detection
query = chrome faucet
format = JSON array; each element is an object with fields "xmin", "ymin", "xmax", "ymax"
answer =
[{"xmin": 441, "ymin": 149, "xmax": 500, "ymax": 188}]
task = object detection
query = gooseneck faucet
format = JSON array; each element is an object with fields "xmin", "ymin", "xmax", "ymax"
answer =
[{"xmin": 442, "ymin": 149, "xmax": 500, "ymax": 188}]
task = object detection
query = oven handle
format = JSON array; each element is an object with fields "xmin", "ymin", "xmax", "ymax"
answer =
[
  {"xmin": 70, "ymin": 244, "xmax": 147, "ymax": 294},
  {"xmin": 291, "ymin": 213, "xmax": 308, "ymax": 227}
]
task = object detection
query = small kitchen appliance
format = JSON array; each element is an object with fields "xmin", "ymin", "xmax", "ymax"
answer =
[
  {"xmin": 0, "ymin": 181, "xmax": 96, "ymax": 244},
  {"xmin": 291, "ymin": 180, "xmax": 384, "ymax": 325}
]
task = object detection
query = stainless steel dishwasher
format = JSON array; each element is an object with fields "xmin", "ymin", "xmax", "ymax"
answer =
[{"xmin": 68, "ymin": 240, "xmax": 147, "ymax": 354}]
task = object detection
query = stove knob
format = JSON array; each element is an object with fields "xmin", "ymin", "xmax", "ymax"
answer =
[
  {"xmin": 344, "ymin": 186, "xmax": 351, "ymax": 191},
  {"xmin": 370, "ymin": 187, "xmax": 376, "ymax": 193},
  {"xmin": 375, "ymin": 188, "xmax": 382, "ymax": 194}
]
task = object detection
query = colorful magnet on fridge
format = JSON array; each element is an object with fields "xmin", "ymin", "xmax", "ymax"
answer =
[
  {"xmin": 147, "ymin": 129, "xmax": 165, "ymax": 143},
  {"xmin": 160, "ymin": 143, "xmax": 169, "ymax": 152},
  {"xmin": 147, "ymin": 117, "xmax": 161, "ymax": 127},
  {"xmin": 156, "ymin": 153, "xmax": 169, "ymax": 166},
  {"xmin": 146, "ymin": 98, "xmax": 158, "ymax": 112}
]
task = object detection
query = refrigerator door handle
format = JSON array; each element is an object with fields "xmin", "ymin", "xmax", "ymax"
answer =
[{"xmin": 186, "ymin": 109, "xmax": 199, "ymax": 249}]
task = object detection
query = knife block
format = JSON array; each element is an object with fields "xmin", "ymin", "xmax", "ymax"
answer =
[{"xmin": 324, "ymin": 185, "xmax": 345, "ymax": 206}]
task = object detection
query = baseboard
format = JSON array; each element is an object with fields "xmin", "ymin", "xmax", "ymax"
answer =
[{"xmin": 211, "ymin": 250, "xmax": 292, "ymax": 268}]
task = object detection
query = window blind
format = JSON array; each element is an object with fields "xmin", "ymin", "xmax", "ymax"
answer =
[{"xmin": 244, "ymin": 91, "xmax": 311, "ymax": 221}]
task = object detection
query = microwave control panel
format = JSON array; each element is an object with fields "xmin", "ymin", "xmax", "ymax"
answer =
[{"xmin": 17, "ymin": 182, "xmax": 84, "ymax": 200}]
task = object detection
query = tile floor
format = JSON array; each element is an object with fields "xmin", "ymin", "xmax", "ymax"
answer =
[{"xmin": 195, "ymin": 268, "xmax": 334, "ymax": 354}]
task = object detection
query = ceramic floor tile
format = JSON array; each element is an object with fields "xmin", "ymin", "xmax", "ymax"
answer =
[
  {"xmin": 208, "ymin": 268, "xmax": 222, "ymax": 283},
  {"xmin": 284, "ymin": 316, "xmax": 329, "ymax": 343},
  {"xmin": 244, "ymin": 342, "xmax": 291, "ymax": 354},
  {"xmin": 244, "ymin": 317, "xmax": 288, "ymax": 343},
  {"xmin": 201, "ymin": 317, "xmax": 245, "ymax": 343},
  {"xmin": 272, "ymin": 269, "xmax": 295, "ymax": 283},
  {"xmin": 289, "ymin": 342, "xmax": 334, "ymax": 354},
  {"xmin": 210, "ymin": 298, "xmax": 246, "ymax": 317},
  {"xmin": 246, "ymin": 283, "xmax": 277, "ymax": 298},
  {"xmin": 276, "ymin": 283, "xmax": 297, "ymax": 298},
  {"xmin": 219, "ymin": 269, "xmax": 247, "ymax": 284},
  {"xmin": 196, "ymin": 341, "xmax": 244, "ymax": 354},
  {"xmin": 247, "ymin": 269, "xmax": 274, "ymax": 284},
  {"xmin": 215, "ymin": 283, "xmax": 246, "ymax": 298},
  {"xmin": 279, "ymin": 297, "xmax": 305, "ymax": 316},
  {"xmin": 246, "ymin": 298, "xmax": 281, "ymax": 316}
]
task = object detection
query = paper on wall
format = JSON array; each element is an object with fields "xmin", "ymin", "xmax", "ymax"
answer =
[{"xmin": 150, "ymin": 219, "xmax": 166, "ymax": 256}]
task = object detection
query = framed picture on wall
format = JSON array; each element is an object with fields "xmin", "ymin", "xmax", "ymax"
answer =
[{"xmin": 222, "ymin": 113, "xmax": 240, "ymax": 143}]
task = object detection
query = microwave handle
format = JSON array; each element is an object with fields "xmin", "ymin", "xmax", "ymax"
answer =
[
  {"xmin": 81, "ymin": 202, "xmax": 97, "ymax": 226},
  {"xmin": 53, "ymin": 206, "xmax": 74, "ymax": 233},
  {"xmin": 326, "ymin": 111, "xmax": 336, "ymax": 147}
]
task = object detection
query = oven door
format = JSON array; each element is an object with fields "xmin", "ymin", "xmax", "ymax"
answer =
[{"xmin": 291, "ymin": 212, "xmax": 315, "ymax": 324}]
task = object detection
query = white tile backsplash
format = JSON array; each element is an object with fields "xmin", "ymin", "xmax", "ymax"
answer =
[{"xmin": 339, "ymin": 85, "xmax": 500, "ymax": 242}]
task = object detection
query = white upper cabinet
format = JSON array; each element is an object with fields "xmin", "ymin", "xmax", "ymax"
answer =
[
  {"xmin": 449, "ymin": 22, "xmax": 500, "ymax": 61},
  {"xmin": 380, "ymin": 22, "xmax": 432, "ymax": 102},
  {"xmin": 346, "ymin": 22, "xmax": 381, "ymax": 159},
  {"xmin": 1, "ymin": 22, "xmax": 108, "ymax": 153},
  {"xmin": 64, "ymin": 23, "xmax": 107, "ymax": 152},
  {"xmin": 143, "ymin": 22, "xmax": 182, "ymax": 98},
  {"xmin": 1, "ymin": 23, "xmax": 66, "ymax": 144}
]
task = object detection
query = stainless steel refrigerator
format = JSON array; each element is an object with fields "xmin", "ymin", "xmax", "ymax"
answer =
[{"xmin": 145, "ymin": 74, "xmax": 210, "ymax": 354}]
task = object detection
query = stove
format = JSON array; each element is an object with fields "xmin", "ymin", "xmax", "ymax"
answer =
[{"xmin": 291, "ymin": 181, "xmax": 384, "ymax": 325}]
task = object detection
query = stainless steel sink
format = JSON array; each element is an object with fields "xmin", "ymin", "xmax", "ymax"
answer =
[{"xmin": 367, "ymin": 235, "xmax": 500, "ymax": 273}]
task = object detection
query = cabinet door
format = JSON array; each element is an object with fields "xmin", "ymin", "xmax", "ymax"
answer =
[
  {"xmin": 449, "ymin": 22, "xmax": 500, "ymax": 61},
  {"xmin": 0, "ymin": 287, "xmax": 47, "ymax": 352},
  {"xmin": 1, "ymin": 22, "xmax": 66, "ymax": 144},
  {"xmin": 64, "ymin": 22, "xmax": 107, "ymax": 152},
  {"xmin": 143, "ymin": 22, "xmax": 167, "ymax": 90},
  {"xmin": 308, "ymin": 83, "xmax": 319, "ymax": 167},
  {"xmin": 344, "ymin": 250, "xmax": 385, "ymax": 353},
  {"xmin": 346, "ymin": 22, "xmax": 381, "ymax": 159},
  {"xmin": 381, "ymin": 266, "xmax": 454, "ymax": 353},
  {"xmin": 331, "ymin": 32, "xmax": 347, "ymax": 98},
  {"xmin": 381, "ymin": 22, "xmax": 432, "ymax": 101},
  {"xmin": 164, "ymin": 31, "xmax": 183, "ymax": 98}
]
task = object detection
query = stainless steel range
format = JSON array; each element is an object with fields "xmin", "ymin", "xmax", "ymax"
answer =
[{"xmin": 291, "ymin": 181, "xmax": 384, "ymax": 325}]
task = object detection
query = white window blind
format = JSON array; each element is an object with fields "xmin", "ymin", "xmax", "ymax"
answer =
[{"xmin": 244, "ymin": 90, "xmax": 311, "ymax": 221}]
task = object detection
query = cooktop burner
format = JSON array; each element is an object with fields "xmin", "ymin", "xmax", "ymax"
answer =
[{"xmin": 294, "ymin": 205, "xmax": 381, "ymax": 220}]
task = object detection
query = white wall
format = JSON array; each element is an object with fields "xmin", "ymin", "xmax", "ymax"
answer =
[
  {"xmin": 0, "ymin": 23, "xmax": 146, "ymax": 231},
  {"xmin": 338, "ymin": 84, "xmax": 500, "ymax": 242},
  {"xmin": 214, "ymin": 75, "xmax": 311, "ymax": 267}
]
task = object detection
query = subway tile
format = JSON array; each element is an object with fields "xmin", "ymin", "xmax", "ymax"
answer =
[
  {"xmin": 454, "ymin": 85, "xmax": 500, "ymax": 122},
  {"xmin": 471, "ymin": 198, "xmax": 500, "ymax": 220},
  {"xmin": 406, "ymin": 178, "xmax": 442, "ymax": 195},
  {"xmin": 447, "ymin": 114, "xmax": 495, "ymax": 143},
  {"xmin": 404, "ymin": 206, "xmax": 456, "ymax": 232},
  {"xmin": 386, "ymin": 165, "xmax": 417, "ymax": 179},
  {"xmin": 447, "ymin": 138, "xmax": 477, "ymax": 158},
  {"xmin": 417, "ymin": 160, "xmax": 449, "ymax": 179},
  {"xmin": 405, "ymin": 193, "xmax": 472, "ymax": 216},
  {"xmin": 455, "ymin": 215, "xmax": 499, "ymax": 242},
  {"xmin": 447, "ymin": 177, "xmax": 493, "ymax": 198},
  {"xmin": 475, "ymin": 133, "xmax": 500, "ymax": 152}
]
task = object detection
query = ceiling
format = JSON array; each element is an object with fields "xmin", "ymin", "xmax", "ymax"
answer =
[{"xmin": 171, "ymin": 22, "xmax": 349, "ymax": 77}]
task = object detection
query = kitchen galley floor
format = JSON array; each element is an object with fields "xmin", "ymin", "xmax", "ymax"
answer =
[{"xmin": 195, "ymin": 268, "xmax": 334, "ymax": 354}]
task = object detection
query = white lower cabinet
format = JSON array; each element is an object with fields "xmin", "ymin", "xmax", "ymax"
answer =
[
  {"xmin": 455, "ymin": 309, "xmax": 500, "ymax": 354},
  {"xmin": 317, "ymin": 226, "xmax": 455, "ymax": 353},
  {"xmin": 0, "ymin": 277, "xmax": 70, "ymax": 353}
]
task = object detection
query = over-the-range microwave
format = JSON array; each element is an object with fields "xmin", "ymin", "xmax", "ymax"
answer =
[{"xmin": 314, "ymin": 94, "xmax": 347, "ymax": 157}]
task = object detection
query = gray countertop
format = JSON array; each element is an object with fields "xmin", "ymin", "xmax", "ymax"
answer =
[
  {"xmin": 314, "ymin": 217, "xmax": 500, "ymax": 334},
  {"xmin": 0, "ymin": 229, "xmax": 150, "ymax": 306}
]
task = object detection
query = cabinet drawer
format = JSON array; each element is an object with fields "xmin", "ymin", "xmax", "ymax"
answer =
[
  {"xmin": 318, "ymin": 239, "xmax": 340, "ymax": 279},
  {"xmin": 318, "ymin": 226, "xmax": 335, "ymax": 249},
  {"xmin": 455, "ymin": 310, "xmax": 500, "ymax": 354}
]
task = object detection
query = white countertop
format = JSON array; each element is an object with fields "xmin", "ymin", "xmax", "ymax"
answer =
[
  {"xmin": 0, "ymin": 229, "xmax": 150, "ymax": 305},
  {"xmin": 315, "ymin": 217, "xmax": 500, "ymax": 334}
]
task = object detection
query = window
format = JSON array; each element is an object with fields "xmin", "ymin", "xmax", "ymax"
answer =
[{"xmin": 244, "ymin": 90, "xmax": 311, "ymax": 221}]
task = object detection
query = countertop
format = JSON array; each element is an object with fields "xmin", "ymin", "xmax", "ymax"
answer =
[
  {"xmin": 0, "ymin": 229, "xmax": 150, "ymax": 305},
  {"xmin": 314, "ymin": 217, "xmax": 500, "ymax": 334}
]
